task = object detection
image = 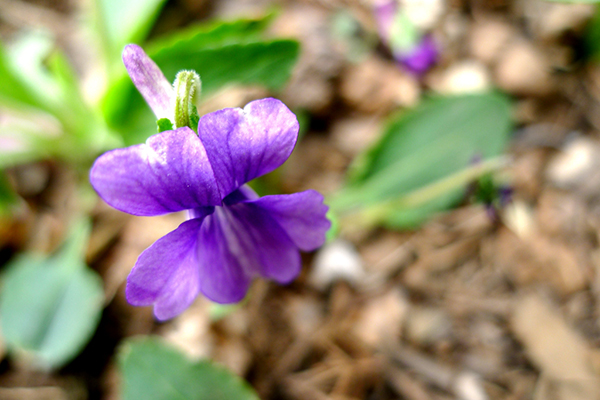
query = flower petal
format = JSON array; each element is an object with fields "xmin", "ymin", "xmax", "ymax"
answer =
[
  {"xmin": 126, "ymin": 216, "xmax": 208, "ymax": 320},
  {"xmin": 374, "ymin": 0, "xmax": 397, "ymax": 44},
  {"xmin": 244, "ymin": 190, "xmax": 330, "ymax": 251},
  {"xmin": 198, "ymin": 202, "xmax": 301, "ymax": 303},
  {"xmin": 123, "ymin": 44, "xmax": 174, "ymax": 119},
  {"xmin": 198, "ymin": 98, "xmax": 299, "ymax": 198},
  {"xmin": 394, "ymin": 35, "xmax": 438, "ymax": 75},
  {"xmin": 90, "ymin": 127, "xmax": 221, "ymax": 216}
]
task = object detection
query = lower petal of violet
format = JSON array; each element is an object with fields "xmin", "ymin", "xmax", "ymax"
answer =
[
  {"xmin": 198, "ymin": 202, "xmax": 301, "ymax": 303},
  {"xmin": 125, "ymin": 188, "xmax": 329, "ymax": 318},
  {"xmin": 126, "ymin": 218, "xmax": 206, "ymax": 320}
]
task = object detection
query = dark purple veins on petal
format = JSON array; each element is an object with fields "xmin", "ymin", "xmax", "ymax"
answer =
[{"xmin": 198, "ymin": 98, "xmax": 299, "ymax": 199}]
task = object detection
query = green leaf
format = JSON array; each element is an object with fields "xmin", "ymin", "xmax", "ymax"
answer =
[
  {"xmin": 146, "ymin": 14, "xmax": 276, "ymax": 51},
  {"xmin": 156, "ymin": 117, "xmax": 173, "ymax": 133},
  {"xmin": 153, "ymin": 39, "xmax": 299, "ymax": 94},
  {"xmin": 119, "ymin": 337, "xmax": 260, "ymax": 400},
  {"xmin": 101, "ymin": 14, "xmax": 299, "ymax": 145},
  {"xmin": 4, "ymin": 31, "xmax": 62, "ymax": 108},
  {"xmin": 96, "ymin": 0, "xmax": 168, "ymax": 59},
  {"xmin": 586, "ymin": 6, "xmax": 600, "ymax": 59},
  {"xmin": 101, "ymin": 15, "xmax": 278, "ymax": 128},
  {"xmin": 0, "ymin": 220, "xmax": 104, "ymax": 369},
  {"xmin": 0, "ymin": 171, "xmax": 18, "ymax": 214},
  {"xmin": 332, "ymin": 93, "xmax": 512, "ymax": 228},
  {"xmin": 189, "ymin": 106, "xmax": 200, "ymax": 132},
  {"xmin": 0, "ymin": 39, "xmax": 48, "ymax": 110}
]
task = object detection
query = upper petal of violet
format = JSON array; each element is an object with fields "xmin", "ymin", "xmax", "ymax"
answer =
[
  {"xmin": 90, "ymin": 127, "xmax": 221, "ymax": 216},
  {"xmin": 123, "ymin": 44, "xmax": 174, "ymax": 120},
  {"xmin": 198, "ymin": 98, "xmax": 299, "ymax": 198}
]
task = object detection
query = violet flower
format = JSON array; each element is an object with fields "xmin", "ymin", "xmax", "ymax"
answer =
[
  {"xmin": 394, "ymin": 35, "xmax": 437, "ymax": 75},
  {"xmin": 90, "ymin": 45, "xmax": 330, "ymax": 320},
  {"xmin": 373, "ymin": 0, "xmax": 438, "ymax": 75}
]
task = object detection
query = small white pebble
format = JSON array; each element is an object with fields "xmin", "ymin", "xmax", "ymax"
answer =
[
  {"xmin": 454, "ymin": 371, "xmax": 488, "ymax": 400},
  {"xmin": 310, "ymin": 239, "xmax": 365, "ymax": 290}
]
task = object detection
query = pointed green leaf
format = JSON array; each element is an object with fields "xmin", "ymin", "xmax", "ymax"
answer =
[{"xmin": 332, "ymin": 93, "xmax": 512, "ymax": 228}]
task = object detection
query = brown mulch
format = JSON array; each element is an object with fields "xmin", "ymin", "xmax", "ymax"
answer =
[{"xmin": 3, "ymin": 0, "xmax": 600, "ymax": 399}]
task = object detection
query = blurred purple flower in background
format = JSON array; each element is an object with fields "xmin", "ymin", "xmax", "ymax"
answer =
[
  {"xmin": 90, "ymin": 45, "xmax": 330, "ymax": 320},
  {"xmin": 373, "ymin": 0, "xmax": 438, "ymax": 75},
  {"xmin": 394, "ymin": 35, "xmax": 437, "ymax": 75}
]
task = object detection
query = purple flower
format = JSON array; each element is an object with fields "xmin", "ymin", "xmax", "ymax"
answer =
[
  {"xmin": 90, "ymin": 45, "xmax": 330, "ymax": 320},
  {"xmin": 373, "ymin": 0, "xmax": 438, "ymax": 75},
  {"xmin": 394, "ymin": 35, "xmax": 438, "ymax": 75}
]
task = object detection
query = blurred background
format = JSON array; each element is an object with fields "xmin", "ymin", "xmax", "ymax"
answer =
[{"xmin": 1, "ymin": 0, "xmax": 600, "ymax": 399}]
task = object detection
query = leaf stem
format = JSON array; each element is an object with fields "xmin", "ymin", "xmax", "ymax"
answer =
[{"xmin": 342, "ymin": 156, "xmax": 510, "ymax": 229}]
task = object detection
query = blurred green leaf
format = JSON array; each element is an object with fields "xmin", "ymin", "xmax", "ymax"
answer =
[
  {"xmin": 0, "ymin": 40, "xmax": 48, "ymax": 110},
  {"xmin": 330, "ymin": 10, "xmax": 376, "ymax": 63},
  {"xmin": 102, "ymin": 16, "xmax": 299, "ymax": 145},
  {"xmin": 0, "ymin": 31, "xmax": 120, "ymax": 166},
  {"xmin": 147, "ymin": 14, "xmax": 275, "ymax": 51},
  {"xmin": 119, "ymin": 337, "xmax": 260, "ymax": 400},
  {"xmin": 332, "ymin": 93, "xmax": 512, "ymax": 229},
  {"xmin": 0, "ymin": 172, "xmax": 18, "ymax": 214},
  {"xmin": 586, "ymin": 6, "xmax": 600, "ymax": 59},
  {"xmin": 5, "ymin": 31, "xmax": 61, "ymax": 108},
  {"xmin": 46, "ymin": 49, "xmax": 121, "ymax": 158},
  {"xmin": 0, "ymin": 220, "xmax": 104, "ymax": 369},
  {"xmin": 96, "ymin": 0, "xmax": 168, "ymax": 60}
]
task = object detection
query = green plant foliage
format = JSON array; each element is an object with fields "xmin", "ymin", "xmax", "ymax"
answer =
[
  {"xmin": 0, "ymin": 220, "xmax": 104, "ymax": 370},
  {"xmin": 331, "ymin": 93, "xmax": 512, "ymax": 229},
  {"xmin": 152, "ymin": 40, "xmax": 299, "ymax": 94},
  {"xmin": 147, "ymin": 14, "xmax": 275, "ymax": 51},
  {"xmin": 0, "ymin": 32, "xmax": 120, "ymax": 168},
  {"xmin": 0, "ymin": 172, "xmax": 18, "ymax": 214},
  {"xmin": 102, "ymin": 16, "xmax": 300, "ymax": 145},
  {"xmin": 96, "ymin": 0, "xmax": 168, "ymax": 59},
  {"xmin": 586, "ymin": 6, "xmax": 600, "ymax": 59},
  {"xmin": 119, "ymin": 337, "xmax": 260, "ymax": 400},
  {"xmin": 0, "ymin": 40, "xmax": 48, "ymax": 110}
]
